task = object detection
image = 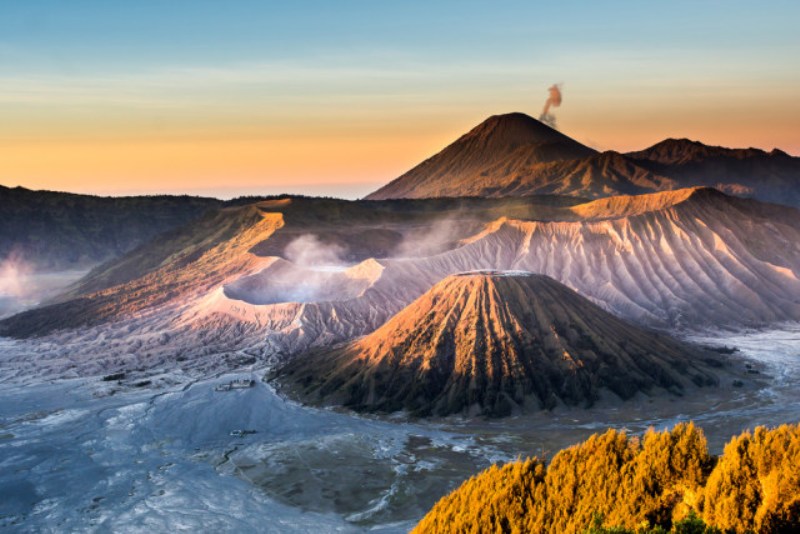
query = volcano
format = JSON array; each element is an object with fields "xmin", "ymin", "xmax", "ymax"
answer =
[
  {"xmin": 366, "ymin": 113, "xmax": 800, "ymax": 208},
  {"xmin": 366, "ymin": 112, "xmax": 598, "ymax": 200},
  {"xmin": 273, "ymin": 272, "xmax": 720, "ymax": 417}
]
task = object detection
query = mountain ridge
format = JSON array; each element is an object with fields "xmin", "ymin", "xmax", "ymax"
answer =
[
  {"xmin": 366, "ymin": 113, "xmax": 800, "ymax": 208},
  {"xmin": 627, "ymin": 137, "xmax": 797, "ymax": 165},
  {"xmin": 627, "ymin": 138, "xmax": 800, "ymax": 207},
  {"xmin": 3, "ymin": 188, "xmax": 798, "ymax": 344},
  {"xmin": 0, "ymin": 185, "xmax": 224, "ymax": 271}
]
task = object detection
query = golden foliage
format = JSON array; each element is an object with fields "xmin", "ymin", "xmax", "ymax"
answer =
[
  {"xmin": 702, "ymin": 424, "xmax": 800, "ymax": 533},
  {"xmin": 413, "ymin": 423, "xmax": 800, "ymax": 534},
  {"xmin": 414, "ymin": 458, "xmax": 546, "ymax": 534}
]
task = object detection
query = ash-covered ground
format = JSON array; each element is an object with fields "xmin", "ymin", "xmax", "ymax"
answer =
[{"xmin": 1, "ymin": 324, "xmax": 798, "ymax": 532}]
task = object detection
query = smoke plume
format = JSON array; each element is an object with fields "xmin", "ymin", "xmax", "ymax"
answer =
[
  {"xmin": 539, "ymin": 84, "xmax": 562, "ymax": 129},
  {"xmin": 392, "ymin": 218, "xmax": 464, "ymax": 258},
  {"xmin": 284, "ymin": 234, "xmax": 347, "ymax": 267},
  {"xmin": 0, "ymin": 252, "xmax": 32, "ymax": 299}
]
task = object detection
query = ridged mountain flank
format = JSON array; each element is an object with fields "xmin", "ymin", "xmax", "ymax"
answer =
[
  {"xmin": 273, "ymin": 272, "xmax": 719, "ymax": 417},
  {"xmin": 365, "ymin": 113, "xmax": 597, "ymax": 200}
]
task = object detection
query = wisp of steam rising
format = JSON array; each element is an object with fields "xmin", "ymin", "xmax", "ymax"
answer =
[
  {"xmin": 0, "ymin": 252, "xmax": 32, "ymax": 299},
  {"xmin": 284, "ymin": 234, "xmax": 347, "ymax": 268}
]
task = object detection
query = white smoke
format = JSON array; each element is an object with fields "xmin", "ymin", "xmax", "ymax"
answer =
[
  {"xmin": 284, "ymin": 234, "xmax": 347, "ymax": 268},
  {"xmin": 0, "ymin": 252, "xmax": 32, "ymax": 299},
  {"xmin": 539, "ymin": 83, "xmax": 562, "ymax": 129},
  {"xmin": 392, "ymin": 217, "xmax": 473, "ymax": 258}
]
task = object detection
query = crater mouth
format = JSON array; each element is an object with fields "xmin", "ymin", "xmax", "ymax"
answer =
[
  {"xmin": 223, "ymin": 259, "xmax": 383, "ymax": 305},
  {"xmin": 453, "ymin": 269, "xmax": 533, "ymax": 278}
]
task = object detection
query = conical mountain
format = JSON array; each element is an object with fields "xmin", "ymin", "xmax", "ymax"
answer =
[
  {"xmin": 273, "ymin": 272, "xmax": 720, "ymax": 417},
  {"xmin": 365, "ymin": 112, "xmax": 597, "ymax": 200}
]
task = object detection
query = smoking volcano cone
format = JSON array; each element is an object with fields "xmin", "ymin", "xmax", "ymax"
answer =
[{"xmin": 365, "ymin": 112, "xmax": 596, "ymax": 200}]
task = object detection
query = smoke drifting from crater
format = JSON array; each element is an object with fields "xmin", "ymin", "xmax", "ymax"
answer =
[
  {"xmin": 392, "ymin": 218, "xmax": 464, "ymax": 258},
  {"xmin": 0, "ymin": 251, "xmax": 86, "ymax": 319},
  {"xmin": 0, "ymin": 252, "xmax": 32, "ymax": 299},
  {"xmin": 284, "ymin": 234, "xmax": 347, "ymax": 267},
  {"xmin": 539, "ymin": 84, "xmax": 562, "ymax": 129}
]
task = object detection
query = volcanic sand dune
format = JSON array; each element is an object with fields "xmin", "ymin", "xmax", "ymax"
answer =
[{"xmin": 273, "ymin": 272, "xmax": 721, "ymax": 417}]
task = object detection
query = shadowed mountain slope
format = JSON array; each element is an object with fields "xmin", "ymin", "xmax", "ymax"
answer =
[
  {"xmin": 367, "ymin": 114, "xmax": 799, "ymax": 208},
  {"xmin": 627, "ymin": 138, "xmax": 800, "ymax": 207},
  {"xmin": 477, "ymin": 150, "xmax": 676, "ymax": 199},
  {"xmin": 0, "ymin": 185, "xmax": 223, "ymax": 270},
  {"xmin": 366, "ymin": 113, "xmax": 600, "ymax": 200},
  {"xmin": 273, "ymin": 272, "xmax": 720, "ymax": 417}
]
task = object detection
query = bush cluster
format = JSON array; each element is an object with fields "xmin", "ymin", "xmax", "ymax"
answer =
[{"xmin": 414, "ymin": 423, "xmax": 800, "ymax": 533}]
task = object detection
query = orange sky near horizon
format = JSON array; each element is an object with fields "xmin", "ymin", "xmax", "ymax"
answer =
[
  {"xmin": 2, "ymin": 99, "xmax": 798, "ymax": 199},
  {"xmin": 2, "ymin": 2, "xmax": 799, "ymax": 199}
]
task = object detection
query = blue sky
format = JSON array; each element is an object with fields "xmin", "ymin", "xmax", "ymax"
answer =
[{"xmin": 1, "ymin": 1, "xmax": 798, "ymax": 197}]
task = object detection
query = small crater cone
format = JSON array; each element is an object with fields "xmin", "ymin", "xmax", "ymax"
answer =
[{"xmin": 273, "ymin": 271, "xmax": 718, "ymax": 417}]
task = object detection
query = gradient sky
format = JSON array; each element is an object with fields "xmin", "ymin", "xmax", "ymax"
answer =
[{"xmin": 1, "ymin": 1, "xmax": 798, "ymax": 199}]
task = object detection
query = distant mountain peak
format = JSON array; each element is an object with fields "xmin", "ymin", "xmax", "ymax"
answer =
[
  {"xmin": 365, "ymin": 110, "xmax": 800, "ymax": 207},
  {"xmin": 627, "ymin": 137, "xmax": 795, "ymax": 165},
  {"xmin": 462, "ymin": 112, "xmax": 578, "ymax": 147},
  {"xmin": 626, "ymin": 138, "xmax": 800, "ymax": 206},
  {"xmin": 366, "ymin": 112, "xmax": 596, "ymax": 200},
  {"xmin": 769, "ymin": 148, "xmax": 791, "ymax": 158}
]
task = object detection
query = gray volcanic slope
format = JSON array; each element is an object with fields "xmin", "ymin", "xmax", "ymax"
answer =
[
  {"xmin": 0, "ymin": 185, "xmax": 222, "ymax": 270},
  {"xmin": 291, "ymin": 188, "xmax": 800, "ymax": 345},
  {"xmin": 2, "ymin": 189, "xmax": 799, "ymax": 355},
  {"xmin": 273, "ymin": 272, "xmax": 720, "ymax": 418}
]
